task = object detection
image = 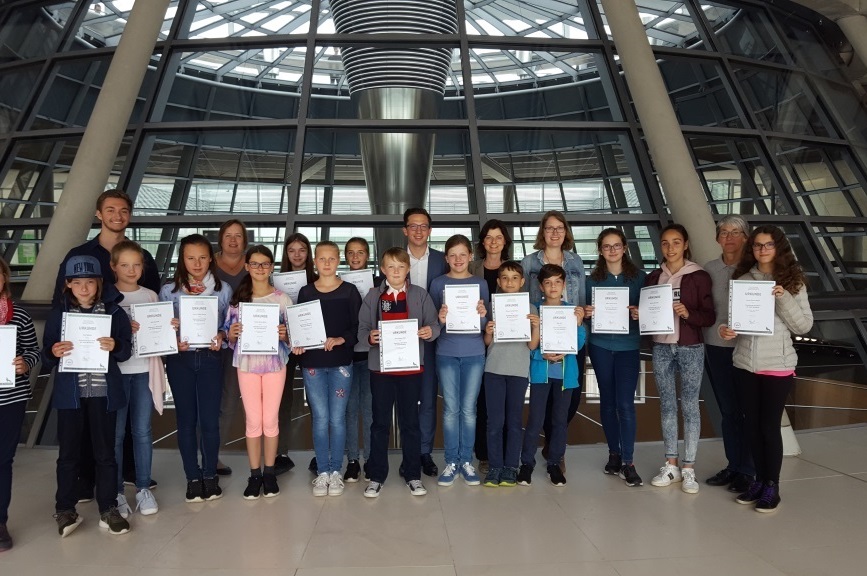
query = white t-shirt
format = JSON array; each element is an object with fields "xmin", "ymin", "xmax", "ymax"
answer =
[{"xmin": 118, "ymin": 287, "xmax": 157, "ymax": 374}]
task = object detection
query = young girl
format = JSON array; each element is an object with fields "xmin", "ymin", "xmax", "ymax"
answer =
[
  {"xmin": 224, "ymin": 246, "xmax": 292, "ymax": 499},
  {"xmin": 429, "ymin": 234, "xmax": 489, "ymax": 487},
  {"xmin": 43, "ymin": 255, "xmax": 132, "ymax": 536},
  {"xmin": 295, "ymin": 241, "xmax": 361, "ymax": 496},
  {"xmin": 111, "ymin": 241, "xmax": 169, "ymax": 517},
  {"xmin": 0, "ymin": 257, "xmax": 40, "ymax": 551},
  {"xmin": 159, "ymin": 234, "xmax": 232, "ymax": 503},
  {"xmin": 635, "ymin": 224, "xmax": 715, "ymax": 495},
  {"xmin": 722, "ymin": 225, "xmax": 813, "ymax": 512},
  {"xmin": 584, "ymin": 229, "xmax": 646, "ymax": 487}
]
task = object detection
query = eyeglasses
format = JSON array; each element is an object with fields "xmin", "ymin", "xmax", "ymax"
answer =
[
  {"xmin": 718, "ymin": 231, "xmax": 744, "ymax": 239},
  {"xmin": 752, "ymin": 241, "xmax": 776, "ymax": 251},
  {"xmin": 601, "ymin": 243, "xmax": 623, "ymax": 252},
  {"xmin": 405, "ymin": 224, "xmax": 430, "ymax": 232},
  {"xmin": 248, "ymin": 262, "xmax": 274, "ymax": 270},
  {"xmin": 544, "ymin": 226, "xmax": 566, "ymax": 234},
  {"xmin": 484, "ymin": 235, "xmax": 505, "ymax": 243}
]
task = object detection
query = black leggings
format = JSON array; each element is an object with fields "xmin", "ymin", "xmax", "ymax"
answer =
[{"xmin": 734, "ymin": 368, "xmax": 794, "ymax": 483}]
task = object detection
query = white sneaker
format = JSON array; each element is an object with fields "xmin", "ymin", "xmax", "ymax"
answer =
[
  {"xmin": 312, "ymin": 472, "xmax": 329, "ymax": 497},
  {"xmin": 650, "ymin": 462, "xmax": 682, "ymax": 487},
  {"xmin": 135, "ymin": 488, "xmax": 159, "ymax": 516},
  {"xmin": 328, "ymin": 471, "xmax": 344, "ymax": 496},
  {"xmin": 364, "ymin": 481, "xmax": 382, "ymax": 498},
  {"xmin": 116, "ymin": 493, "xmax": 132, "ymax": 519},
  {"xmin": 681, "ymin": 468, "xmax": 699, "ymax": 494},
  {"xmin": 406, "ymin": 479, "xmax": 427, "ymax": 496}
]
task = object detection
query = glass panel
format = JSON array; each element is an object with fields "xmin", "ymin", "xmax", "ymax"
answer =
[
  {"xmin": 657, "ymin": 58, "xmax": 742, "ymax": 128},
  {"xmin": 0, "ymin": 64, "xmax": 40, "ymax": 131},
  {"xmin": 463, "ymin": 0, "xmax": 590, "ymax": 40},
  {"xmin": 177, "ymin": 44, "xmax": 308, "ymax": 94},
  {"xmin": 703, "ymin": 1, "xmax": 786, "ymax": 63},
  {"xmin": 184, "ymin": 0, "xmax": 311, "ymax": 39},
  {"xmin": 598, "ymin": 1, "xmax": 704, "ymax": 49},
  {"xmin": 73, "ymin": 1, "xmax": 178, "ymax": 49},
  {"xmin": 0, "ymin": 2, "xmax": 73, "ymax": 60},
  {"xmin": 775, "ymin": 13, "xmax": 847, "ymax": 83},
  {"xmin": 813, "ymin": 225, "xmax": 867, "ymax": 290},
  {"xmin": 814, "ymin": 78, "xmax": 867, "ymax": 149}
]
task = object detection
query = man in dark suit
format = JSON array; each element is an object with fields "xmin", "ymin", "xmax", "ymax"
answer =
[{"xmin": 403, "ymin": 208, "xmax": 448, "ymax": 477}]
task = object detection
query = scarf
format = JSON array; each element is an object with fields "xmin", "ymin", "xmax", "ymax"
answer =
[
  {"xmin": 186, "ymin": 271, "xmax": 217, "ymax": 295},
  {"xmin": 653, "ymin": 260, "xmax": 702, "ymax": 345},
  {"xmin": 0, "ymin": 295, "xmax": 12, "ymax": 325}
]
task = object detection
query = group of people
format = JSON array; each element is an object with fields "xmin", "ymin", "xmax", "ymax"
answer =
[{"xmin": 0, "ymin": 193, "xmax": 813, "ymax": 552}]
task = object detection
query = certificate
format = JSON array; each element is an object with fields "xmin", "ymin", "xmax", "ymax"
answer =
[
  {"xmin": 540, "ymin": 305, "xmax": 579, "ymax": 354},
  {"xmin": 379, "ymin": 319, "xmax": 420, "ymax": 372},
  {"xmin": 492, "ymin": 293, "xmax": 531, "ymax": 343},
  {"xmin": 239, "ymin": 302, "xmax": 281, "ymax": 354},
  {"xmin": 179, "ymin": 296, "xmax": 219, "ymax": 348},
  {"xmin": 340, "ymin": 269, "xmax": 374, "ymax": 297},
  {"xmin": 639, "ymin": 284, "xmax": 674, "ymax": 335},
  {"xmin": 443, "ymin": 284, "xmax": 481, "ymax": 333},
  {"xmin": 60, "ymin": 312, "xmax": 111, "ymax": 373},
  {"xmin": 131, "ymin": 301, "xmax": 178, "ymax": 358},
  {"xmin": 591, "ymin": 287, "xmax": 630, "ymax": 334},
  {"xmin": 272, "ymin": 271, "xmax": 307, "ymax": 304},
  {"xmin": 0, "ymin": 326, "xmax": 15, "ymax": 388},
  {"xmin": 729, "ymin": 280, "xmax": 776, "ymax": 336},
  {"xmin": 285, "ymin": 300, "xmax": 326, "ymax": 350}
]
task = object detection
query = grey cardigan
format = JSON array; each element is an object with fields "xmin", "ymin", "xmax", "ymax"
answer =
[
  {"xmin": 731, "ymin": 268, "xmax": 814, "ymax": 373},
  {"xmin": 357, "ymin": 282, "xmax": 441, "ymax": 372}
]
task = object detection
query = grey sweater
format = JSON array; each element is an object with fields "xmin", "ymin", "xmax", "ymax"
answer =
[{"xmin": 703, "ymin": 256, "xmax": 736, "ymax": 348}]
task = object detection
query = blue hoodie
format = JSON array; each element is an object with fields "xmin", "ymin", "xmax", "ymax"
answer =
[{"xmin": 528, "ymin": 300, "xmax": 586, "ymax": 389}]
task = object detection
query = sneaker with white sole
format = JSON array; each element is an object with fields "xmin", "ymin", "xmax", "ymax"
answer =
[
  {"xmin": 681, "ymin": 468, "xmax": 699, "ymax": 494},
  {"xmin": 460, "ymin": 462, "xmax": 481, "ymax": 486},
  {"xmin": 438, "ymin": 462, "xmax": 457, "ymax": 486},
  {"xmin": 312, "ymin": 472, "xmax": 329, "ymax": 497},
  {"xmin": 364, "ymin": 481, "xmax": 382, "ymax": 498},
  {"xmin": 115, "ymin": 493, "xmax": 132, "ymax": 519},
  {"xmin": 99, "ymin": 506, "xmax": 130, "ymax": 535},
  {"xmin": 406, "ymin": 479, "xmax": 427, "ymax": 496},
  {"xmin": 54, "ymin": 510, "xmax": 82, "ymax": 538},
  {"xmin": 135, "ymin": 488, "xmax": 159, "ymax": 515},
  {"xmin": 650, "ymin": 462, "xmax": 682, "ymax": 487},
  {"xmin": 328, "ymin": 471, "xmax": 344, "ymax": 496}
]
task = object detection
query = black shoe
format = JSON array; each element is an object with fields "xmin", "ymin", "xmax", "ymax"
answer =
[
  {"xmin": 421, "ymin": 453, "xmax": 438, "ymax": 477},
  {"xmin": 185, "ymin": 479, "xmax": 205, "ymax": 503},
  {"xmin": 547, "ymin": 464, "xmax": 566, "ymax": 487},
  {"xmin": 706, "ymin": 468, "xmax": 737, "ymax": 486},
  {"xmin": 363, "ymin": 461, "xmax": 370, "ymax": 481},
  {"xmin": 619, "ymin": 463, "xmax": 644, "ymax": 487},
  {"xmin": 243, "ymin": 476, "xmax": 263, "ymax": 500},
  {"xmin": 262, "ymin": 474, "xmax": 280, "ymax": 498},
  {"xmin": 54, "ymin": 510, "xmax": 82, "ymax": 538},
  {"xmin": 604, "ymin": 453, "xmax": 622, "ymax": 475},
  {"xmin": 344, "ymin": 460, "xmax": 361, "ymax": 483},
  {"xmin": 99, "ymin": 506, "xmax": 130, "ymax": 535},
  {"xmin": 0, "ymin": 523, "xmax": 11, "ymax": 552},
  {"xmin": 755, "ymin": 481, "xmax": 781, "ymax": 513},
  {"xmin": 123, "ymin": 477, "xmax": 158, "ymax": 490},
  {"xmin": 398, "ymin": 462, "xmax": 405, "ymax": 478},
  {"xmin": 216, "ymin": 464, "xmax": 233, "ymax": 476},
  {"xmin": 517, "ymin": 464, "xmax": 533, "ymax": 486},
  {"xmin": 308, "ymin": 457, "xmax": 318, "ymax": 476},
  {"xmin": 735, "ymin": 479, "xmax": 764, "ymax": 505},
  {"xmin": 203, "ymin": 476, "xmax": 223, "ymax": 501},
  {"xmin": 728, "ymin": 473, "xmax": 754, "ymax": 493},
  {"xmin": 273, "ymin": 455, "xmax": 295, "ymax": 476}
]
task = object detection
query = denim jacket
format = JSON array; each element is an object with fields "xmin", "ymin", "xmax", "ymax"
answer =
[
  {"xmin": 528, "ymin": 300, "xmax": 587, "ymax": 389},
  {"xmin": 521, "ymin": 250, "xmax": 586, "ymax": 306}
]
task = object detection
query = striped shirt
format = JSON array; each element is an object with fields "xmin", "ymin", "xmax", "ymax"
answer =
[{"xmin": 0, "ymin": 304, "xmax": 40, "ymax": 407}]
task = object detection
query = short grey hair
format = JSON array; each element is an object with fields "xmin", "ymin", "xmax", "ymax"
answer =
[{"xmin": 716, "ymin": 215, "xmax": 749, "ymax": 239}]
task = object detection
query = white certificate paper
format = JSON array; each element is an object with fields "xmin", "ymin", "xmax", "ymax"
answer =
[
  {"xmin": 379, "ymin": 319, "xmax": 420, "ymax": 373},
  {"xmin": 729, "ymin": 280, "xmax": 776, "ymax": 336},
  {"xmin": 340, "ymin": 269, "xmax": 374, "ymax": 298},
  {"xmin": 179, "ymin": 296, "xmax": 219, "ymax": 348},
  {"xmin": 272, "ymin": 271, "xmax": 306, "ymax": 304},
  {"xmin": 285, "ymin": 300, "xmax": 326, "ymax": 350},
  {"xmin": 444, "ymin": 284, "xmax": 481, "ymax": 334},
  {"xmin": 239, "ymin": 302, "xmax": 281, "ymax": 355},
  {"xmin": 492, "ymin": 293, "xmax": 531, "ymax": 343},
  {"xmin": 639, "ymin": 284, "xmax": 675, "ymax": 335},
  {"xmin": 591, "ymin": 287, "xmax": 630, "ymax": 335},
  {"xmin": 540, "ymin": 305, "xmax": 579, "ymax": 354},
  {"xmin": 131, "ymin": 301, "xmax": 178, "ymax": 358},
  {"xmin": 60, "ymin": 312, "xmax": 111, "ymax": 373},
  {"xmin": 0, "ymin": 326, "xmax": 16, "ymax": 388}
]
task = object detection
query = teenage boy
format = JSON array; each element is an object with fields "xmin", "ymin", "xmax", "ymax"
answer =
[
  {"xmin": 402, "ymin": 208, "xmax": 448, "ymax": 477},
  {"xmin": 358, "ymin": 248, "xmax": 441, "ymax": 497},
  {"xmin": 517, "ymin": 264, "xmax": 586, "ymax": 487}
]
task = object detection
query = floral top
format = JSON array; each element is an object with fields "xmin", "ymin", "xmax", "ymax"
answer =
[{"xmin": 224, "ymin": 290, "xmax": 293, "ymax": 374}]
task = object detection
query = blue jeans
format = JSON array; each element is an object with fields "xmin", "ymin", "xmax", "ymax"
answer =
[
  {"xmin": 706, "ymin": 345, "xmax": 754, "ymax": 476},
  {"xmin": 522, "ymin": 380, "xmax": 570, "ymax": 467},
  {"xmin": 589, "ymin": 344, "xmax": 640, "ymax": 464},
  {"xmin": 345, "ymin": 359, "xmax": 372, "ymax": 461},
  {"xmin": 437, "ymin": 354, "xmax": 485, "ymax": 465},
  {"xmin": 165, "ymin": 350, "xmax": 223, "ymax": 481},
  {"xmin": 484, "ymin": 373, "xmax": 527, "ymax": 469},
  {"xmin": 303, "ymin": 365, "xmax": 352, "ymax": 474},
  {"xmin": 114, "ymin": 372, "xmax": 154, "ymax": 491},
  {"xmin": 652, "ymin": 343, "xmax": 704, "ymax": 465}
]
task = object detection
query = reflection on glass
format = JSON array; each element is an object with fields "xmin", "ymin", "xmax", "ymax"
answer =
[{"xmin": 658, "ymin": 58, "xmax": 742, "ymax": 128}]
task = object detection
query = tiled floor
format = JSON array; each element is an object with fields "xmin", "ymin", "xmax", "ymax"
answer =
[{"xmin": 3, "ymin": 427, "xmax": 867, "ymax": 575}]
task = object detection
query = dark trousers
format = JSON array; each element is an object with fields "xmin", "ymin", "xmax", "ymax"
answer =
[
  {"xmin": 56, "ymin": 397, "xmax": 117, "ymax": 513},
  {"xmin": 522, "ymin": 379, "xmax": 570, "ymax": 467},
  {"xmin": 419, "ymin": 340, "xmax": 438, "ymax": 456},
  {"xmin": 277, "ymin": 355, "xmax": 299, "ymax": 454},
  {"xmin": 368, "ymin": 371, "xmax": 422, "ymax": 483},
  {"xmin": 484, "ymin": 373, "xmax": 527, "ymax": 470},
  {"xmin": 734, "ymin": 368, "xmax": 793, "ymax": 484},
  {"xmin": 474, "ymin": 380, "xmax": 488, "ymax": 461},
  {"xmin": 706, "ymin": 345, "xmax": 754, "ymax": 476},
  {"xmin": 543, "ymin": 347, "xmax": 585, "ymax": 445},
  {"xmin": 0, "ymin": 401, "xmax": 26, "ymax": 524}
]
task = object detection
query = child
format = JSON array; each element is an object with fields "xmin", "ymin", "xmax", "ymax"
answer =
[
  {"xmin": 111, "ymin": 241, "xmax": 169, "ymax": 518},
  {"xmin": 0, "ymin": 256, "xmax": 40, "ymax": 551},
  {"xmin": 43, "ymin": 255, "xmax": 133, "ymax": 536},
  {"xmin": 294, "ymin": 241, "xmax": 361, "ymax": 496},
  {"xmin": 224, "ymin": 246, "xmax": 292, "ymax": 499},
  {"xmin": 517, "ymin": 264, "xmax": 586, "ymax": 487},
  {"xmin": 482, "ymin": 261, "xmax": 539, "ymax": 487},
  {"xmin": 358, "ymin": 247, "xmax": 440, "ymax": 497},
  {"xmin": 429, "ymin": 234, "xmax": 489, "ymax": 487},
  {"xmin": 343, "ymin": 237, "xmax": 374, "ymax": 482}
]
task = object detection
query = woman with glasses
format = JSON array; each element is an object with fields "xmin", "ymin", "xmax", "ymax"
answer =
[
  {"xmin": 721, "ymin": 225, "xmax": 813, "ymax": 513},
  {"xmin": 583, "ymin": 228, "xmax": 646, "ymax": 487}
]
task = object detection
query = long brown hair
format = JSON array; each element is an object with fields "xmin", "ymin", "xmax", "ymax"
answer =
[
  {"xmin": 231, "ymin": 245, "xmax": 274, "ymax": 307},
  {"xmin": 280, "ymin": 232, "xmax": 316, "ymax": 283},
  {"xmin": 734, "ymin": 225, "xmax": 806, "ymax": 294},
  {"xmin": 533, "ymin": 210, "xmax": 575, "ymax": 251},
  {"xmin": 0, "ymin": 256, "xmax": 11, "ymax": 299},
  {"xmin": 170, "ymin": 234, "xmax": 223, "ymax": 294},
  {"xmin": 590, "ymin": 228, "xmax": 640, "ymax": 281},
  {"xmin": 659, "ymin": 223, "xmax": 692, "ymax": 263}
]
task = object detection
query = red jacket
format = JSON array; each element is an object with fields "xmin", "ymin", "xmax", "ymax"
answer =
[{"xmin": 645, "ymin": 267, "xmax": 716, "ymax": 346}]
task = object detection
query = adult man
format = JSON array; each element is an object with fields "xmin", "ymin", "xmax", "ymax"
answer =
[
  {"xmin": 703, "ymin": 215, "xmax": 755, "ymax": 493},
  {"xmin": 403, "ymin": 208, "xmax": 448, "ymax": 477}
]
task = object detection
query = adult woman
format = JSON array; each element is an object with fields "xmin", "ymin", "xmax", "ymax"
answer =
[
  {"xmin": 636, "ymin": 224, "xmax": 715, "ymax": 495},
  {"xmin": 584, "ymin": 228, "xmax": 646, "ymax": 487},
  {"xmin": 214, "ymin": 219, "xmax": 250, "ymax": 476},
  {"xmin": 722, "ymin": 225, "xmax": 813, "ymax": 512}
]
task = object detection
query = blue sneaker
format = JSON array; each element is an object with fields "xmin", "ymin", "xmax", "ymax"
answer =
[
  {"xmin": 437, "ymin": 463, "xmax": 457, "ymax": 486},
  {"xmin": 460, "ymin": 462, "xmax": 481, "ymax": 486}
]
